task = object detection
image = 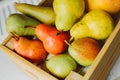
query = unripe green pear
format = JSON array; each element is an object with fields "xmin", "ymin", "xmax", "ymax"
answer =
[
  {"xmin": 53, "ymin": 0, "xmax": 85, "ymax": 31},
  {"xmin": 70, "ymin": 10, "xmax": 114, "ymax": 40},
  {"xmin": 15, "ymin": 3, "xmax": 55, "ymax": 25},
  {"xmin": 6, "ymin": 13, "xmax": 39, "ymax": 36},
  {"xmin": 46, "ymin": 54, "xmax": 77, "ymax": 78}
]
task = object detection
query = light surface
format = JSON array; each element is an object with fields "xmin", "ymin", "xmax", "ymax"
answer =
[{"xmin": 0, "ymin": 50, "xmax": 32, "ymax": 80}]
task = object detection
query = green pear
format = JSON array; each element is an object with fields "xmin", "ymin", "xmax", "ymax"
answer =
[
  {"xmin": 15, "ymin": 2, "xmax": 55, "ymax": 25},
  {"xmin": 6, "ymin": 13, "xmax": 39, "ymax": 36},
  {"xmin": 46, "ymin": 54, "xmax": 77, "ymax": 78},
  {"xmin": 70, "ymin": 10, "xmax": 114, "ymax": 40},
  {"xmin": 53, "ymin": 0, "xmax": 85, "ymax": 31}
]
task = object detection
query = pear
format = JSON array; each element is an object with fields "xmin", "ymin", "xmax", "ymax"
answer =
[
  {"xmin": 6, "ymin": 13, "xmax": 39, "ymax": 36},
  {"xmin": 53, "ymin": 0, "xmax": 85, "ymax": 31},
  {"xmin": 35, "ymin": 24, "xmax": 70, "ymax": 55},
  {"xmin": 12, "ymin": 36, "xmax": 47, "ymax": 65},
  {"xmin": 15, "ymin": 3, "xmax": 55, "ymax": 25},
  {"xmin": 70, "ymin": 10, "xmax": 114, "ymax": 40},
  {"xmin": 46, "ymin": 54, "xmax": 77, "ymax": 78},
  {"xmin": 68, "ymin": 38, "xmax": 100, "ymax": 66}
]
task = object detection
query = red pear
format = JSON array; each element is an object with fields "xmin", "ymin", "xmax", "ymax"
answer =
[
  {"xmin": 35, "ymin": 24, "xmax": 70, "ymax": 55},
  {"xmin": 12, "ymin": 37, "xmax": 47, "ymax": 65},
  {"xmin": 68, "ymin": 38, "xmax": 101, "ymax": 66}
]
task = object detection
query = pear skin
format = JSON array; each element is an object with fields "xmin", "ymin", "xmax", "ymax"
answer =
[
  {"xmin": 70, "ymin": 10, "xmax": 114, "ymax": 40},
  {"xmin": 12, "ymin": 37, "xmax": 47, "ymax": 64},
  {"xmin": 35, "ymin": 24, "xmax": 70, "ymax": 55},
  {"xmin": 6, "ymin": 13, "xmax": 39, "ymax": 36},
  {"xmin": 15, "ymin": 3, "xmax": 55, "ymax": 25},
  {"xmin": 85, "ymin": 0, "xmax": 120, "ymax": 14},
  {"xmin": 53, "ymin": 0, "xmax": 85, "ymax": 31},
  {"xmin": 46, "ymin": 54, "xmax": 77, "ymax": 78},
  {"xmin": 68, "ymin": 38, "xmax": 100, "ymax": 66}
]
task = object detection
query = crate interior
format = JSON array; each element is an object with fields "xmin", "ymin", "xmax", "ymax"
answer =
[{"xmin": 1, "ymin": 18, "xmax": 120, "ymax": 80}]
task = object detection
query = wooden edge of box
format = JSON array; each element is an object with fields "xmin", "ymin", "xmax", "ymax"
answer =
[
  {"xmin": 83, "ymin": 20, "xmax": 120, "ymax": 80},
  {"xmin": 0, "ymin": 44, "xmax": 58, "ymax": 80},
  {"xmin": 65, "ymin": 71, "xmax": 83, "ymax": 80}
]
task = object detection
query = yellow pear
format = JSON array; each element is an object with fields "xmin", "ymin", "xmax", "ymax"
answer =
[
  {"xmin": 70, "ymin": 10, "xmax": 114, "ymax": 40},
  {"xmin": 53, "ymin": 0, "xmax": 85, "ymax": 31}
]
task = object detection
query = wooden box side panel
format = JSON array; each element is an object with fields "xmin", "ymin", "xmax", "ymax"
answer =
[
  {"xmin": 65, "ymin": 71, "xmax": 83, "ymax": 80},
  {"xmin": 83, "ymin": 20, "xmax": 120, "ymax": 80}
]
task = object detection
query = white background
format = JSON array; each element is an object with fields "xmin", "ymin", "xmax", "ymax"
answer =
[{"xmin": 0, "ymin": 50, "xmax": 32, "ymax": 80}]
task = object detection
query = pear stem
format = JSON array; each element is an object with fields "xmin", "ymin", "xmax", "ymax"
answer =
[
  {"xmin": 10, "ymin": 32, "xmax": 19, "ymax": 41},
  {"xmin": 70, "ymin": 37, "xmax": 74, "ymax": 42},
  {"xmin": 64, "ymin": 40, "xmax": 71, "ymax": 46}
]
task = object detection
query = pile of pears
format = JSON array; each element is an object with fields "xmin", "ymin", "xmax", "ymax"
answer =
[{"xmin": 5, "ymin": 0, "xmax": 116, "ymax": 79}]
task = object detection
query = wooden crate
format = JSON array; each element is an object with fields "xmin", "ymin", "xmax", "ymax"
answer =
[
  {"xmin": 0, "ymin": 0, "xmax": 120, "ymax": 80},
  {"xmin": 0, "ymin": 20, "xmax": 120, "ymax": 80}
]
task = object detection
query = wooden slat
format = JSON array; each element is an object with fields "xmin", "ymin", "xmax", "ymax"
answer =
[
  {"xmin": 1, "ymin": 34, "xmax": 12, "ymax": 45},
  {"xmin": 83, "ymin": 20, "xmax": 120, "ymax": 80},
  {"xmin": 65, "ymin": 71, "xmax": 83, "ymax": 80}
]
